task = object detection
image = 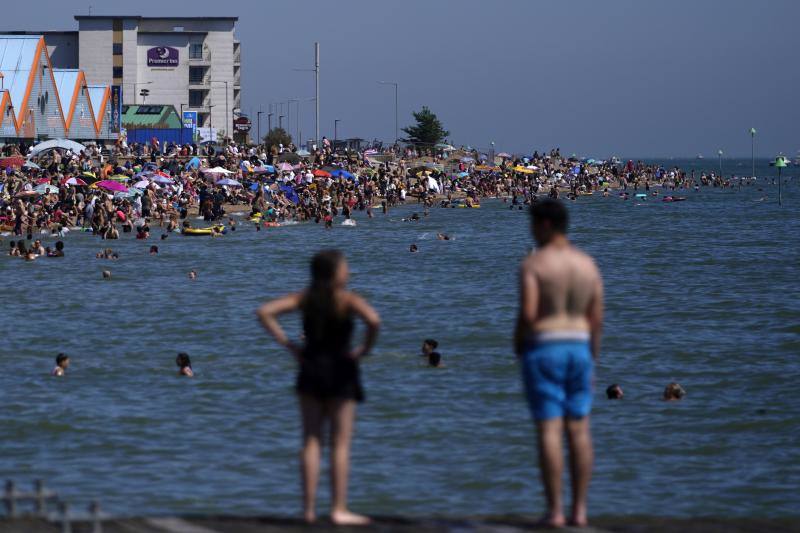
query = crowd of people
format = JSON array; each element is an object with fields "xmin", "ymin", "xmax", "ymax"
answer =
[{"xmin": 1, "ymin": 139, "xmax": 748, "ymax": 246}]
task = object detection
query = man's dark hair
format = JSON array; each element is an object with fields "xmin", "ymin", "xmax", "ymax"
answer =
[
  {"xmin": 176, "ymin": 353, "xmax": 191, "ymax": 368},
  {"xmin": 424, "ymin": 339, "xmax": 438, "ymax": 349},
  {"xmin": 56, "ymin": 353, "xmax": 69, "ymax": 365},
  {"xmin": 530, "ymin": 199, "xmax": 568, "ymax": 233},
  {"xmin": 606, "ymin": 384, "xmax": 622, "ymax": 399}
]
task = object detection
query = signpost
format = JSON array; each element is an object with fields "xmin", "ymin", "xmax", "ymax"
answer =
[{"xmin": 182, "ymin": 111, "xmax": 198, "ymax": 143}]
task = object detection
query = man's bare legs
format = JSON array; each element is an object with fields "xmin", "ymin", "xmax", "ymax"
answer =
[
  {"xmin": 300, "ymin": 395, "xmax": 325, "ymax": 524},
  {"xmin": 566, "ymin": 417, "xmax": 593, "ymax": 527},
  {"xmin": 536, "ymin": 418, "xmax": 566, "ymax": 527},
  {"xmin": 329, "ymin": 399, "xmax": 370, "ymax": 525}
]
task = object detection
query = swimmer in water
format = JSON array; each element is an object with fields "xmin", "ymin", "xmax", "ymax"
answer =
[
  {"xmin": 409, "ymin": 244, "xmax": 418, "ymax": 253},
  {"xmin": 52, "ymin": 353, "xmax": 70, "ymax": 376},
  {"xmin": 176, "ymin": 352, "xmax": 194, "ymax": 377},
  {"xmin": 150, "ymin": 245, "xmax": 159, "ymax": 255},
  {"xmin": 102, "ymin": 270, "xmax": 112, "ymax": 279},
  {"xmin": 437, "ymin": 233, "xmax": 451, "ymax": 241},
  {"xmin": 606, "ymin": 384, "xmax": 623, "ymax": 399},
  {"xmin": 48, "ymin": 241, "xmax": 64, "ymax": 257},
  {"xmin": 421, "ymin": 339, "xmax": 438, "ymax": 358},
  {"xmin": 189, "ymin": 270, "xmax": 197, "ymax": 280},
  {"xmin": 663, "ymin": 382, "xmax": 685, "ymax": 401}
]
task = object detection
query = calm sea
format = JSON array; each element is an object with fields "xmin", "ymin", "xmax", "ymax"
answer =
[{"xmin": 1, "ymin": 158, "xmax": 798, "ymax": 518}]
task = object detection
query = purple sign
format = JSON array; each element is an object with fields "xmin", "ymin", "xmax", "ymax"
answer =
[{"xmin": 147, "ymin": 47, "xmax": 179, "ymax": 67}]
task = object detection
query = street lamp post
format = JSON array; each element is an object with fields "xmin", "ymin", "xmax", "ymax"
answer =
[
  {"xmin": 207, "ymin": 105, "xmax": 216, "ymax": 143},
  {"xmin": 718, "ymin": 149, "xmax": 723, "ymax": 177},
  {"xmin": 288, "ymin": 99, "xmax": 299, "ymax": 144},
  {"xmin": 257, "ymin": 110, "xmax": 263, "ymax": 145},
  {"xmin": 775, "ymin": 155, "xmax": 787, "ymax": 207},
  {"xmin": 292, "ymin": 42, "xmax": 320, "ymax": 150},
  {"xmin": 334, "ymin": 119, "xmax": 340, "ymax": 147},
  {"xmin": 279, "ymin": 115, "xmax": 285, "ymax": 130},
  {"xmin": 268, "ymin": 113, "xmax": 273, "ymax": 133},
  {"xmin": 378, "ymin": 81, "xmax": 399, "ymax": 146},
  {"xmin": 180, "ymin": 103, "xmax": 187, "ymax": 145},
  {"xmin": 750, "ymin": 128, "xmax": 756, "ymax": 178}
]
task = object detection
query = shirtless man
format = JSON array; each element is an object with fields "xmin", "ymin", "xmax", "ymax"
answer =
[{"xmin": 514, "ymin": 199, "xmax": 603, "ymax": 528}]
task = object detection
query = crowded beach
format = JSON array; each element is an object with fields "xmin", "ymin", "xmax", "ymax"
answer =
[{"xmin": 0, "ymin": 138, "xmax": 746, "ymax": 246}]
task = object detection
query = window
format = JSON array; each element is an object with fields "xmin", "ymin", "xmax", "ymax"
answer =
[
  {"xmin": 113, "ymin": 43, "xmax": 123, "ymax": 55},
  {"xmin": 189, "ymin": 90, "xmax": 205, "ymax": 107},
  {"xmin": 173, "ymin": 26, "xmax": 184, "ymax": 32},
  {"xmin": 121, "ymin": 106, "xmax": 130, "ymax": 114},
  {"xmin": 189, "ymin": 43, "xmax": 203, "ymax": 60},
  {"xmin": 189, "ymin": 66, "xmax": 205, "ymax": 84},
  {"xmin": 112, "ymin": 66, "xmax": 123, "ymax": 79},
  {"xmin": 136, "ymin": 106, "xmax": 163, "ymax": 115}
]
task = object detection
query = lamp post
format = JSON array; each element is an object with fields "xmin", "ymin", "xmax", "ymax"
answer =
[
  {"xmin": 180, "ymin": 103, "xmax": 187, "ymax": 145},
  {"xmin": 774, "ymin": 155, "xmax": 787, "ymax": 207},
  {"xmin": 292, "ymin": 43, "xmax": 320, "ymax": 150},
  {"xmin": 334, "ymin": 119, "xmax": 340, "ymax": 147},
  {"xmin": 129, "ymin": 81, "xmax": 152, "ymax": 105},
  {"xmin": 378, "ymin": 81, "xmax": 399, "ymax": 146},
  {"xmin": 718, "ymin": 149, "xmax": 723, "ymax": 177},
  {"xmin": 750, "ymin": 128, "xmax": 756, "ymax": 178},
  {"xmin": 288, "ymin": 99, "xmax": 299, "ymax": 144},
  {"xmin": 207, "ymin": 105, "xmax": 216, "ymax": 143},
  {"xmin": 257, "ymin": 110, "xmax": 263, "ymax": 145},
  {"xmin": 268, "ymin": 112, "xmax": 273, "ymax": 133},
  {"xmin": 279, "ymin": 115, "xmax": 285, "ymax": 130}
]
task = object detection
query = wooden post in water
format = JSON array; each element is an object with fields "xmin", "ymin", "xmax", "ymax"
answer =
[{"xmin": 775, "ymin": 156, "xmax": 786, "ymax": 207}]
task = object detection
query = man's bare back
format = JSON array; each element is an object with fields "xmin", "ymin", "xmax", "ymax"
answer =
[{"xmin": 517, "ymin": 238, "xmax": 603, "ymax": 359}]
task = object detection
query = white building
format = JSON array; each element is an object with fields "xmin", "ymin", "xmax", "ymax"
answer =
[
  {"xmin": 73, "ymin": 16, "xmax": 240, "ymax": 140},
  {"xmin": 3, "ymin": 15, "xmax": 241, "ymax": 141}
]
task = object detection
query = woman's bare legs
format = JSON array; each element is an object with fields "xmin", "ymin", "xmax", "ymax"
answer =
[
  {"xmin": 299, "ymin": 395, "xmax": 325, "ymax": 523},
  {"xmin": 328, "ymin": 399, "xmax": 370, "ymax": 525}
]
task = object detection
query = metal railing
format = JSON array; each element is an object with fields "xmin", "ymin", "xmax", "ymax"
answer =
[{"xmin": 2, "ymin": 479, "xmax": 106, "ymax": 533}]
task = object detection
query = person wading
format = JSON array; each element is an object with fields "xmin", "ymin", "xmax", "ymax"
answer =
[
  {"xmin": 514, "ymin": 199, "xmax": 604, "ymax": 528},
  {"xmin": 257, "ymin": 250, "xmax": 380, "ymax": 525}
]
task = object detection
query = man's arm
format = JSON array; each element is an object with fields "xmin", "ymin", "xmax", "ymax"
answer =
[
  {"xmin": 514, "ymin": 260, "xmax": 539, "ymax": 356},
  {"xmin": 587, "ymin": 268, "xmax": 604, "ymax": 362}
]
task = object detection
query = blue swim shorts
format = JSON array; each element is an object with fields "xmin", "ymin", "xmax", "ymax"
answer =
[{"xmin": 521, "ymin": 334, "xmax": 593, "ymax": 421}]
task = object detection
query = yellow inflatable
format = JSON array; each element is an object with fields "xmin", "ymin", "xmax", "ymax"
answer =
[{"xmin": 182, "ymin": 225, "xmax": 224, "ymax": 236}]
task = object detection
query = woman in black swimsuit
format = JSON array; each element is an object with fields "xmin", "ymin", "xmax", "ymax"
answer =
[{"xmin": 257, "ymin": 250, "xmax": 380, "ymax": 525}]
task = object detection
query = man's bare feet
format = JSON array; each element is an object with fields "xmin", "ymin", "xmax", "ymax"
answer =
[
  {"xmin": 536, "ymin": 513, "xmax": 566, "ymax": 528},
  {"xmin": 570, "ymin": 504, "xmax": 588, "ymax": 527},
  {"xmin": 303, "ymin": 510, "xmax": 316, "ymax": 524},
  {"xmin": 330, "ymin": 510, "xmax": 371, "ymax": 526}
]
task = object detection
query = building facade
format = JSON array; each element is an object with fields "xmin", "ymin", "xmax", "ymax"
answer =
[{"xmin": 73, "ymin": 16, "xmax": 240, "ymax": 140}]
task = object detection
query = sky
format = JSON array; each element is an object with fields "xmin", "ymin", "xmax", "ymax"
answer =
[{"xmin": 4, "ymin": 0, "xmax": 799, "ymax": 157}]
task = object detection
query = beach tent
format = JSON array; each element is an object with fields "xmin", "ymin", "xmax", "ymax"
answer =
[
  {"xmin": 203, "ymin": 166, "xmax": 233, "ymax": 175},
  {"xmin": 29, "ymin": 139, "xmax": 86, "ymax": 156}
]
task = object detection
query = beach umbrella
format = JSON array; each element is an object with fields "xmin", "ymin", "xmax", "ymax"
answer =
[
  {"xmin": 435, "ymin": 143, "xmax": 455, "ymax": 150},
  {"xmin": 497, "ymin": 152, "xmax": 512, "ymax": 158},
  {"xmin": 15, "ymin": 190, "xmax": 39, "ymax": 198},
  {"xmin": 28, "ymin": 139, "xmax": 86, "ymax": 156},
  {"xmin": 36, "ymin": 177, "xmax": 51, "ymax": 184},
  {"xmin": 203, "ymin": 166, "xmax": 233, "ymax": 175},
  {"xmin": 278, "ymin": 152, "xmax": 301, "ymax": 164},
  {"xmin": 460, "ymin": 157, "xmax": 475, "ymax": 163},
  {"xmin": 126, "ymin": 187, "xmax": 144, "ymax": 197},
  {"xmin": 254, "ymin": 165, "xmax": 275, "ymax": 174},
  {"xmin": 108, "ymin": 174, "xmax": 130, "ymax": 182},
  {"xmin": 34, "ymin": 184, "xmax": 59, "ymax": 194},
  {"xmin": 312, "ymin": 169, "xmax": 331, "ymax": 178},
  {"xmin": 22, "ymin": 160, "xmax": 41, "ymax": 170},
  {"xmin": 216, "ymin": 178, "xmax": 242, "ymax": 187},
  {"xmin": 330, "ymin": 169, "xmax": 355, "ymax": 180},
  {"xmin": 513, "ymin": 166, "xmax": 535, "ymax": 174},
  {"xmin": 133, "ymin": 180, "xmax": 150, "ymax": 189},
  {"xmin": 152, "ymin": 175, "xmax": 174, "ymax": 184},
  {"xmin": 62, "ymin": 177, "xmax": 87, "ymax": 186},
  {"xmin": 185, "ymin": 157, "xmax": 201, "ymax": 170},
  {"xmin": 296, "ymin": 149, "xmax": 311, "ymax": 157},
  {"xmin": 95, "ymin": 180, "xmax": 129, "ymax": 193},
  {"xmin": 278, "ymin": 162, "xmax": 294, "ymax": 172},
  {"xmin": 457, "ymin": 171, "xmax": 469, "ymax": 178}
]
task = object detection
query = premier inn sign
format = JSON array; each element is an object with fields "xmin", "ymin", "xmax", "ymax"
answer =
[{"xmin": 147, "ymin": 47, "xmax": 179, "ymax": 67}]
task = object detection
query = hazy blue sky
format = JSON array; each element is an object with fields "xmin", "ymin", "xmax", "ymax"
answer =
[{"xmin": 6, "ymin": 0, "xmax": 799, "ymax": 156}]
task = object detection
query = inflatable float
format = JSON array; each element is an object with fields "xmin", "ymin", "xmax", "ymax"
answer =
[{"xmin": 182, "ymin": 225, "xmax": 225, "ymax": 236}]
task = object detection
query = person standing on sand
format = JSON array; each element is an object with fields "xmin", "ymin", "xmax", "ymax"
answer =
[
  {"xmin": 256, "ymin": 250, "xmax": 381, "ymax": 526},
  {"xmin": 514, "ymin": 199, "xmax": 604, "ymax": 528}
]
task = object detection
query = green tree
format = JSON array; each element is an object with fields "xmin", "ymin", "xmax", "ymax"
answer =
[
  {"xmin": 402, "ymin": 106, "xmax": 449, "ymax": 149},
  {"xmin": 262, "ymin": 128, "xmax": 293, "ymax": 151}
]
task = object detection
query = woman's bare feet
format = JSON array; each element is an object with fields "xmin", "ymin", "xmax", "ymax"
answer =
[
  {"xmin": 570, "ymin": 504, "xmax": 588, "ymax": 527},
  {"xmin": 331, "ymin": 509, "xmax": 371, "ymax": 526},
  {"xmin": 536, "ymin": 513, "xmax": 566, "ymax": 528}
]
